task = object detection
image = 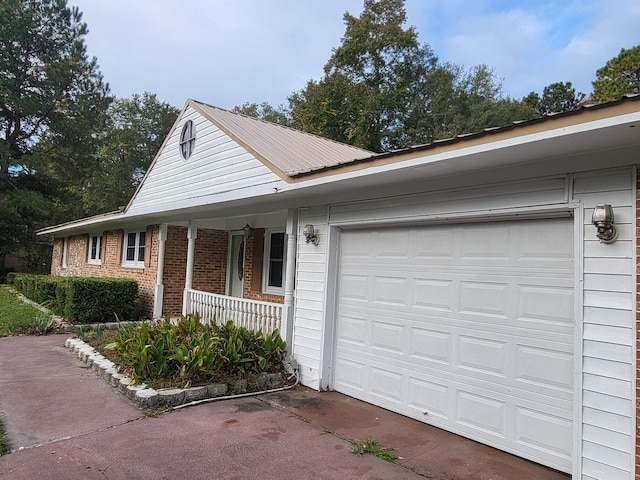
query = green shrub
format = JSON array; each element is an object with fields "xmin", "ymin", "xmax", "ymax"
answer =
[
  {"xmin": 63, "ymin": 277, "xmax": 138, "ymax": 323},
  {"xmin": 10, "ymin": 274, "xmax": 138, "ymax": 323},
  {"xmin": 105, "ymin": 315, "xmax": 287, "ymax": 386},
  {"xmin": 5, "ymin": 272, "xmax": 17, "ymax": 285}
]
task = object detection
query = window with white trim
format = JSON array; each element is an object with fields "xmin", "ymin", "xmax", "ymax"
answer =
[
  {"xmin": 122, "ymin": 230, "xmax": 146, "ymax": 268},
  {"xmin": 87, "ymin": 234, "xmax": 102, "ymax": 264},
  {"xmin": 263, "ymin": 231, "xmax": 285, "ymax": 294}
]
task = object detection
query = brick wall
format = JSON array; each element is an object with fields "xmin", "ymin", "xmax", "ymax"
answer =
[
  {"xmin": 49, "ymin": 224, "xmax": 285, "ymax": 320},
  {"xmin": 50, "ymin": 227, "xmax": 160, "ymax": 318},
  {"xmin": 244, "ymin": 229, "xmax": 284, "ymax": 304}
]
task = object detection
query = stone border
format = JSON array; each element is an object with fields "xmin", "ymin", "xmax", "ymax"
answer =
[{"xmin": 65, "ymin": 338, "xmax": 284, "ymax": 408}]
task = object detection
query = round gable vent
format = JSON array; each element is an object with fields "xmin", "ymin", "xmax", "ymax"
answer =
[{"xmin": 180, "ymin": 120, "xmax": 196, "ymax": 159}]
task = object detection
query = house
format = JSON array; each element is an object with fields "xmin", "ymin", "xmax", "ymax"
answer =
[{"xmin": 38, "ymin": 96, "xmax": 640, "ymax": 479}]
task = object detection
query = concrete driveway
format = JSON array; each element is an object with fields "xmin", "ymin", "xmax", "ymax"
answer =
[{"xmin": 0, "ymin": 334, "xmax": 568, "ymax": 479}]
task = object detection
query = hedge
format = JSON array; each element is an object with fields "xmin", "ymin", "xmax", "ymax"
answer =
[{"xmin": 9, "ymin": 274, "xmax": 139, "ymax": 323}]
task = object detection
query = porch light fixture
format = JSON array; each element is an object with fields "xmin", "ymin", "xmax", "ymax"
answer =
[
  {"xmin": 303, "ymin": 224, "xmax": 319, "ymax": 246},
  {"xmin": 592, "ymin": 204, "xmax": 618, "ymax": 243},
  {"xmin": 243, "ymin": 223, "xmax": 252, "ymax": 240}
]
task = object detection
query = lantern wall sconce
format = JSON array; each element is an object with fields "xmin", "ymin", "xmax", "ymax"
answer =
[
  {"xmin": 242, "ymin": 223, "xmax": 252, "ymax": 240},
  {"xmin": 303, "ymin": 224, "xmax": 319, "ymax": 245},
  {"xmin": 592, "ymin": 204, "xmax": 618, "ymax": 243}
]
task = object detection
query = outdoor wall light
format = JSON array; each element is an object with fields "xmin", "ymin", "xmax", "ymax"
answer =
[
  {"xmin": 303, "ymin": 224, "xmax": 319, "ymax": 246},
  {"xmin": 592, "ymin": 204, "xmax": 618, "ymax": 243},
  {"xmin": 243, "ymin": 223, "xmax": 252, "ymax": 240}
]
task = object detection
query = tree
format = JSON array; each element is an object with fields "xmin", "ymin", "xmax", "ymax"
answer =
[
  {"xmin": 290, "ymin": 0, "xmax": 438, "ymax": 152},
  {"xmin": 232, "ymin": 102, "xmax": 290, "ymax": 126},
  {"xmin": 0, "ymin": 0, "xmax": 111, "ymax": 258},
  {"xmin": 288, "ymin": 0, "xmax": 532, "ymax": 151},
  {"xmin": 523, "ymin": 82, "xmax": 586, "ymax": 116},
  {"xmin": 83, "ymin": 93, "xmax": 179, "ymax": 214},
  {"xmin": 592, "ymin": 45, "xmax": 640, "ymax": 103}
]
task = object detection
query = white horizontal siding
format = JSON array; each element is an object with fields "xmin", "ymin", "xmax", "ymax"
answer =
[
  {"xmin": 293, "ymin": 207, "xmax": 329, "ymax": 389},
  {"xmin": 329, "ymin": 175, "xmax": 568, "ymax": 224},
  {"xmin": 574, "ymin": 166, "xmax": 635, "ymax": 480},
  {"xmin": 127, "ymin": 106, "xmax": 281, "ymax": 215},
  {"xmin": 288, "ymin": 165, "xmax": 636, "ymax": 478}
]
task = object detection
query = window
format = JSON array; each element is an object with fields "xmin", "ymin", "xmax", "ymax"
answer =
[
  {"xmin": 123, "ymin": 230, "xmax": 146, "ymax": 267},
  {"xmin": 179, "ymin": 120, "xmax": 196, "ymax": 159},
  {"xmin": 87, "ymin": 235, "xmax": 102, "ymax": 264},
  {"xmin": 263, "ymin": 231, "xmax": 285, "ymax": 294},
  {"xmin": 62, "ymin": 237, "xmax": 68, "ymax": 268}
]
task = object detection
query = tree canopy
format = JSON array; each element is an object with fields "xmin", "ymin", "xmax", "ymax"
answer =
[
  {"xmin": 274, "ymin": 0, "xmax": 537, "ymax": 151},
  {"xmin": 0, "ymin": 0, "xmax": 111, "ymax": 260},
  {"xmin": 592, "ymin": 45, "xmax": 640, "ymax": 103},
  {"xmin": 523, "ymin": 82, "xmax": 586, "ymax": 116},
  {"xmin": 82, "ymin": 92, "xmax": 179, "ymax": 214}
]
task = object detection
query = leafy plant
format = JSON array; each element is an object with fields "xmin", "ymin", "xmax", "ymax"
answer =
[{"xmin": 104, "ymin": 315, "xmax": 287, "ymax": 387}]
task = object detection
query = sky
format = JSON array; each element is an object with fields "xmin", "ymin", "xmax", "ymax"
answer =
[{"xmin": 70, "ymin": 0, "xmax": 640, "ymax": 110}]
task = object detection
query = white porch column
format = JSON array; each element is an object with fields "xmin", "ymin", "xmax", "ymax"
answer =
[
  {"xmin": 182, "ymin": 222, "xmax": 198, "ymax": 315},
  {"xmin": 153, "ymin": 224, "xmax": 168, "ymax": 318},
  {"xmin": 281, "ymin": 209, "xmax": 298, "ymax": 353}
]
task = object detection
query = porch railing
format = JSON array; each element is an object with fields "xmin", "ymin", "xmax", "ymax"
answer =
[{"xmin": 185, "ymin": 289, "xmax": 283, "ymax": 335}]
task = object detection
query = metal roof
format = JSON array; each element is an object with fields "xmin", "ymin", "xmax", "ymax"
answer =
[{"xmin": 190, "ymin": 100, "xmax": 374, "ymax": 178}]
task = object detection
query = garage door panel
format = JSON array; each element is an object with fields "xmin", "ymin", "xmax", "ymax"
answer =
[
  {"xmin": 334, "ymin": 219, "xmax": 574, "ymax": 472},
  {"xmin": 371, "ymin": 320, "xmax": 405, "ymax": 353},
  {"xmin": 459, "ymin": 280, "xmax": 510, "ymax": 318},
  {"xmin": 515, "ymin": 407, "xmax": 573, "ymax": 459},
  {"xmin": 515, "ymin": 345, "xmax": 573, "ymax": 391},
  {"xmin": 516, "ymin": 284, "xmax": 574, "ymax": 328},
  {"xmin": 456, "ymin": 390, "xmax": 508, "ymax": 437},
  {"xmin": 457, "ymin": 335, "xmax": 508, "ymax": 377},
  {"xmin": 410, "ymin": 327, "xmax": 453, "ymax": 365},
  {"xmin": 373, "ymin": 275, "xmax": 410, "ymax": 306},
  {"xmin": 407, "ymin": 376, "xmax": 452, "ymax": 420}
]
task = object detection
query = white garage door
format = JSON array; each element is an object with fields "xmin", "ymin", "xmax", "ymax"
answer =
[{"xmin": 334, "ymin": 218, "xmax": 574, "ymax": 473}]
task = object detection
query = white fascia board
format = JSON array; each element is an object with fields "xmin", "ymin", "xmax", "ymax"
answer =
[{"xmin": 37, "ymin": 212, "xmax": 126, "ymax": 237}]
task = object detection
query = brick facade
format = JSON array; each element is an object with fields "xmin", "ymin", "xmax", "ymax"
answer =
[
  {"xmin": 51, "ymin": 226, "xmax": 160, "ymax": 318},
  {"xmin": 50, "ymin": 224, "xmax": 284, "ymax": 321}
]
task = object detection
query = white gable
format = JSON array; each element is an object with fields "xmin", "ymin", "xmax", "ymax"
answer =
[{"xmin": 126, "ymin": 105, "xmax": 284, "ymax": 216}]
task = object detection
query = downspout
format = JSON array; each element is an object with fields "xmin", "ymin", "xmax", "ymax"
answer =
[
  {"xmin": 153, "ymin": 224, "xmax": 168, "ymax": 318},
  {"xmin": 182, "ymin": 222, "xmax": 197, "ymax": 315},
  {"xmin": 282, "ymin": 209, "xmax": 298, "ymax": 355}
]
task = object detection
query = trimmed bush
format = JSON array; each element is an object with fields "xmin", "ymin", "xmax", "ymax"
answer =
[
  {"xmin": 11, "ymin": 274, "xmax": 138, "ymax": 324},
  {"xmin": 63, "ymin": 277, "xmax": 138, "ymax": 323}
]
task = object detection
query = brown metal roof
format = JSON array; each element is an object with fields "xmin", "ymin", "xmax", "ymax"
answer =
[{"xmin": 190, "ymin": 100, "xmax": 374, "ymax": 178}]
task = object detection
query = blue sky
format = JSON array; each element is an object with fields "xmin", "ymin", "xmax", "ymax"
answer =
[{"xmin": 71, "ymin": 0, "xmax": 639, "ymax": 110}]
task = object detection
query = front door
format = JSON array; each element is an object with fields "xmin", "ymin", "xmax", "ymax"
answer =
[{"xmin": 228, "ymin": 233, "xmax": 245, "ymax": 298}]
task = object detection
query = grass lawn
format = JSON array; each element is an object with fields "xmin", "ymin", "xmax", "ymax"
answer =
[{"xmin": 0, "ymin": 285, "xmax": 53, "ymax": 337}]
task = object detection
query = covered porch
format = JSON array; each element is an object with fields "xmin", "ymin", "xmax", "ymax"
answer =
[{"xmin": 152, "ymin": 208, "xmax": 298, "ymax": 342}]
